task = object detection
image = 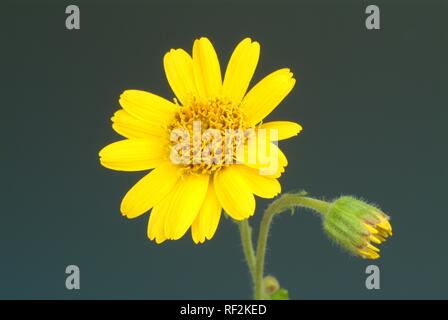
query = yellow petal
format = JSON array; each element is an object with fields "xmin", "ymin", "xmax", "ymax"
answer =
[
  {"xmin": 377, "ymin": 229, "xmax": 390, "ymax": 239},
  {"xmin": 191, "ymin": 179, "xmax": 222, "ymax": 244},
  {"xmin": 364, "ymin": 223, "xmax": 378, "ymax": 234},
  {"xmin": 120, "ymin": 162, "xmax": 182, "ymax": 218},
  {"xmin": 258, "ymin": 121, "xmax": 302, "ymax": 141},
  {"xmin": 119, "ymin": 90, "xmax": 176, "ymax": 124},
  {"xmin": 238, "ymin": 133, "xmax": 288, "ymax": 177},
  {"xmin": 367, "ymin": 243, "xmax": 380, "ymax": 252},
  {"xmin": 147, "ymin": 192, "xmax": 173, "ymax": 244},
  {"xmin": 192, "ymin": 37, "xmax": 222, "ymax": 100},
  {"xmin": 164, "ymin": 173, "xmax": 209, "ymax": 240},
  {"xmin": 99, "ymin": 139, "xmax": 167, "ymax": 171},
  {"xmin": 241, "ymin": 68, "xmax": 296, "ymax": 126},
  {"xmin": 370, "ymin": 235, "xmax": 383, "ymax": 244},
  {"xmin": 377, "ymin": 217, "xmax": 392, "ymax": 234},
  {"xmin": 222, "ymin": 38, "xmax": 260, "ymax": 103},
  {"xmin": 374, "ymin": 234, "xmax": 387, "ymax": 242},
  {"xmin": 111, "ymin": 110, "xmax": 167, "ymax": 139},
  {"xmin": 214, "ymin": 166, "xmax": 255, "ymax": 220},
  {"xmin": 163, "ymin": 48, "xmax": 199, "ymax": 105},
  {"xmin": 233, "ymin": 165, "xmax": 281, "ymax": 198},
  {"xmin": 358, "ymin": 249, "xmax": 380, "ymax": 260}
]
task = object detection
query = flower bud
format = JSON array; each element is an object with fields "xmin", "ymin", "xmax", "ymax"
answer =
[
  {"xmin": 263, "ymin": 275, "xmax": 280, "ymax": 294},
  {"xmin": 322, "ymin": 196, "xmax": 392, "ymax": 259}
]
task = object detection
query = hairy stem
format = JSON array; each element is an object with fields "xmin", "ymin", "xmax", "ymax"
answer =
[
  {"xmin": 238, "ymin": 219, "xmax": 257, "ymax": 284},
  {"xmin": 254, "ymin": 193, "xmax": 330, "ymax": 300}
]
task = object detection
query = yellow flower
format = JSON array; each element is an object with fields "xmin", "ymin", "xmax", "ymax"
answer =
[{"xmin": 99, "ymin": 37, "xmax": 301, "ymax": 244}]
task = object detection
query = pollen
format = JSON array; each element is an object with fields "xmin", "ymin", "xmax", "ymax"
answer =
[{"xmin": 168, "ymin": 97, "xmax": 251, "ymax": 175}]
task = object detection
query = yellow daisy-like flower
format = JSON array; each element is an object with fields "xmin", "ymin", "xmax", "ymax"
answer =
[{"xmin": 99, "ymin": 37, "xmax": 301, "ymax": 244}]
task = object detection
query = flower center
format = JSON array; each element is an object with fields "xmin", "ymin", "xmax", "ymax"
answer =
[{"xmin": 168, "ymin": 98, "xmax": 250, "ymax": 175}]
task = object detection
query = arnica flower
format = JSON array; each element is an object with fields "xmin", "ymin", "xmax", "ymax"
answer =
[
  {"xmin": 322, "ymin": 196, "xmax": 392, "ymax": 259},
  {"xmin": 99, "ymin": 37, "xmax": 301, "ymax": 244}
]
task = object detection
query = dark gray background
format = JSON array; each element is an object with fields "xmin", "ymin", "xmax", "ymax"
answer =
[{"xmin": 1, "ymin": 0, "xmax": 446, "ymax": 299}]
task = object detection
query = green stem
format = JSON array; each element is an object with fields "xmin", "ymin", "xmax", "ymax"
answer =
[
  {"xmin": 254, "ymin": 193, "xmax": 330, "ymax": 300},
  {"xmin": 238, "ymin": 219, "xmax": 257, "ymax": 284}
]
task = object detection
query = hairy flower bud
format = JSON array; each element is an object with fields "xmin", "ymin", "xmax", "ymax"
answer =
[{"xmin": 323, "ymin": 196, "xmax": 392, "ymax": 259}]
